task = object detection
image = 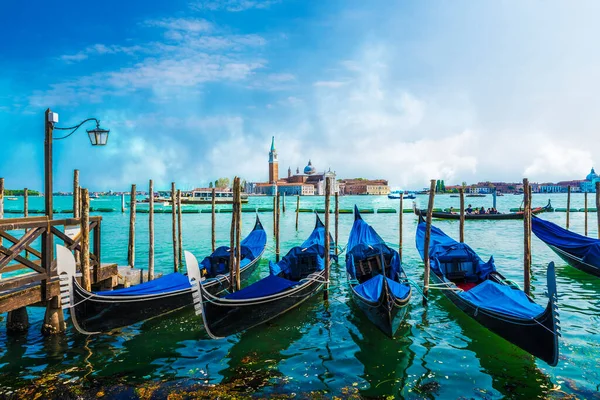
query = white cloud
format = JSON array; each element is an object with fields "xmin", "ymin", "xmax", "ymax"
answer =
[
  {"xmin": 190, "ymin": 0, "xmax": 279, "ymax": 12},
  {"xmin": 143, "ymin": 18, "xmax": 213, "ymax": 33}
]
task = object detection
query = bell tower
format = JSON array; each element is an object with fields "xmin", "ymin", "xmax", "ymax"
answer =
[{"xmin": 268, "ymin": 136, "xmax": 278, "ymax": 183}]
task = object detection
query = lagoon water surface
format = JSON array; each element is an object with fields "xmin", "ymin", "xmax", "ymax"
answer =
[{"xmin": 1, "ymin": 193, "xmax": 599, "ymax": 398}]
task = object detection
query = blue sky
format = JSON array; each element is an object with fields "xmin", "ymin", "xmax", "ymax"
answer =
[{"xmin": 0, "ymin": 0, "xmax": 598, "ymax": 191}]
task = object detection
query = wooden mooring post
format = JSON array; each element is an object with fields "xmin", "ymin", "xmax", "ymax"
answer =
[
  {"xmin": 23, "ymin": 188, "xmax": 29, "ymax": 259},
  {"xmin": 211, "ymin": 187, "xmax": 216, "ymax": 252},
  {"xmin": 295, "ymin": 195, "xmax": 300, "ymax": 231},
  {"xmin": 459, "ymin": 187, "xmax": 465, "ymax": 243},
  {"xmin": 335, "ymin": 192, "xmax": 339, "ymax": 256},
  {"xmin": 81, "ymin": 188, "xmax": 92, "ymax": 291},
  {"xmin": 273, "ymin": 193, "xmax": 277, "ymax": 236},
  {"xmin": 177, "ymin": 189, "xmax": 183, "ymax": 269},
  {"xmin": 148, "ymin": 179, "xmax": 155, "ymax": 281},
  {"xmin": 566, "ymin": 185, "xmax": 571, "ymax": 229},
  {"xmin": 275, "ymin": 191, "xmax": 280, "ymax": 262},
  {"xmin": 422, "ymin": 179, "xmax": 436, "ymax": 304},
  {"xmin": 597, "ymin": 182, "xmax": 600, "ymax": 239},
  {"xmin": 121, "ymin": 194, "xmax": 126, "ymax": 213},
  {"xmin": 323, "ymin": 178, "xmax": 331, "ymax": 301},
  {"xmin": 235, "ymin": 178, "xmax": 242, "ymax": 291},
  {"xmin": 399, "ymin": 195, "xmax": 403, "ymax": 263},
  {"xmin": 128, "ymin": 184, "xmax": 136, "ymax": 268},
  {"xmin": 0, "ymin": 177, "xmax": 4, "ymax": 248},
  {"xmin": 584, "ymin": 192, "xmax": 588, "ymax": 236},
  {"xmin": 73, "ymin": 169, "xmax": 80, "ymax": 218},
  {"xmin": 523, "ymin": 178, "xmax": 531, "ymax": 296},
  {"xmin": 171, "ymin": 182, "xmax": 178, "ymax": 273},
  {"xmin": 282, "ymin": 192, "xmax": 286, "ymax": 213},
  {"xmin": 229, "ymin": 177, "xmax": 238, "ymax": 292}
]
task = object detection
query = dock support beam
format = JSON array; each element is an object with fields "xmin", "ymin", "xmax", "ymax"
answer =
[
  {"xmin": 6, "ymin": 307, "xmax": 29, "ymax": 334},
  {"xmin": 41, "ymin": 296, "xmax": 65, "ymax": 336}
]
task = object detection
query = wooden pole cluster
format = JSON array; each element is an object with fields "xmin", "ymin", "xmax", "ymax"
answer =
[
  {"xmin": 275, "ymin": 191, "xmax": 281, "ymax": 262},
  {"xmin": 584, "ymin": 192, "xmax": 588, "ymax": 236},
  {"xmin": 177, "ymin": 189, "xmax": 183, "ymax": 268},
  {"xmin": 398, "ymin": 195, "xmax": 403, "ymax": 263},
  {"xmin": 128, "ymin": 184, "xmax": 136, "ymax": 268},
  {"xmin": 295, "ymin": 195, "xmax": 300, "ymax": 231},
  {"xmin": 211, "ymin": 188, "xmax": 216, "ymax": 252},
  {"xmin": 324, "ymin": 178, "xmax": 331, "ymax": 301},
  {"xmin": 422, "ymin": 179, "xmax": 436, "ymax": 303},
  {"xmin": 335, "ymin": 192, "xmax": 339, "ymax": 256},
  {"xmin": 171, "ymin": 182, "xmax": 178, "ymax": 272},
  {"xmin": 566, "ymin": 185, "xmax": 571, "ymax": 229},
  {"xmin": 523, "ymin": 178, "xmax": 531, "ymax": 296},
  {"xmin": 80, "ymin": 188, "xmax": 91, "ymax": 292},
  {"xmin": 229, "ymin": 177, "xmax": 242, "ymax": 291},
  {"xmin": 459, "ymin": 187, "xmax": 465, "ymax": 243},
  {"xmin": 597, "ymin": 182, "xmax": 600, "ymax": 239},
  {"xmin": 148, "ymin": 180, "xmax": 155, "ymax": 281}
]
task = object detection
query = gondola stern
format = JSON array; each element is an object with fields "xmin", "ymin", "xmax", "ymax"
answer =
[
  {"xmin": 544, "ymin": 261, "xmax": 560, "ymax": 366},
  {"xmin": 253, "ymin": 214, "xmax": 264, "ymax": 231},
  {"xmin": 354, "ymin": 205, "xmax": 362, "ymax": 221},
  {"xmin": 184, "ymin": 250, "xmax": 204, "ymax": 317},
  {"xmin": 56, "ymin": 244, "xmax": 77, "ymax": 310}
]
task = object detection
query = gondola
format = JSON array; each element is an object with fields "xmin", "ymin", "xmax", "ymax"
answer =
[
  {"xmin": 57, "ymin": 216, "xmax": 267, "ymax": 334},
  {"xmin": 415, "ymin": 215, "xmax": 559, "ymax": 366},
  {"xmin": 532, "ymin": 215, "xmax": 600, "ymax": 277},
  {"xmin": 186, "ymin": 214, "xmax": 336, "ymax": 339},
  {"xmin": 413, "ymin": 200, "xmax": 552, "ymax": 220},
  {"xmin": 346, "ymin": 206, "xmax": 411, "ymax": 337}
]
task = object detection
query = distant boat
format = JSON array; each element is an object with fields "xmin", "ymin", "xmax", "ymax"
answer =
[
  {"xmin": 6, "ymin": 197, "xmax": 18, "ymax": 201},
  {"xmin": 388, "ymin": 191, "xmax": 416, "ymax": 200},
  {"xmin": 90, "ymin": 193, "xmax": 100, "ymax": 199},
  {"xmin": 466, "ymin": 194, "xmax": 486, "ymax": 198},
  {"xmin": 449, "ymin": 195, "xmax": 459, "ymax": 198},
  {"xmin": 413, "ymin": 200, "xmax": 552, "ymax": 220}
]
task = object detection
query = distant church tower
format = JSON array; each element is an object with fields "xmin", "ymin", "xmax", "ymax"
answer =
[{"xmin": 268, "ymin": 136, "xmax": 278, "ymax": 183}]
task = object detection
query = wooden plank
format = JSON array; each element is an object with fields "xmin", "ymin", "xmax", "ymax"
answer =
[
  {"xmin": 0, "ymin": 272, "xmax": 48, "ymax": 293},
  {"xmin": 0, "ymin": 216, "xmax": 49, "ymax": 231},
  {"xmin": 0, "ymin": 246, "xmax": 46, "ymax": 273},
  {"xmin": 0, "ymin": 227, "xmax": 44, "ymax": 270},
  {"xmin": 0, "ymin": 280, "xmax": 60, "ymax": 313},
  {"xmin": 0, "ymin": 231, "xmax": 43, "ymax": 258}
]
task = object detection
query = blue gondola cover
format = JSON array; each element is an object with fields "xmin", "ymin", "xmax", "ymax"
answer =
[
  {"xmin": 353, "ymin": 275, "xmax": 411, "ymax": 302},
  {"xmin": 459, "ymin": 280, "xmax": 544, "ymax": 319},
  {"xmin": 96, "ymin": 272, "xmax": 190, "ymax": 296},
  {"xmin": 416, "ymin": 221, "xmax": 496, "ymax": 280},
  {"xmin": 532, "ymin": 216, "xmax": 600, "ymax": 266},
  {"xmin": 225, "ymin": 275, "xmax": 298, "ymax": 300}
]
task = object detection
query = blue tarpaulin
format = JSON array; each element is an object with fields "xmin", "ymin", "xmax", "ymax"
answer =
[
  {"xmin": 225, "ymin": 275, "xmax": 297, "ymax": 299},
  {"xmin": 532, "ymin": 216, "xmax": 600, "ymax": 267},
  {"xmin": 459, "ymin": 280, "xmax": 544, "ymax": 319},
  {"xmin": 96, "ymin": 272, "xmax": 190, "ymax": 296},
  {"xmin": 416, "ymin": 221, "xmax": 496, "ymax": 280},
  {"xmin": 200, "ymin": 218, "xmax": 267, "ymax": 277},
  {"xmin": 353, "ymin": 274, "xmax": 411, "ymax": 303},
  {"xmin": 346, "ymin": 206, "xmax": 401, "ymax": 281}
]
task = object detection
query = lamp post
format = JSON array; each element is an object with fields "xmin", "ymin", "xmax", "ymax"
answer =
[
  {"xmin": 44, "ymin": 108, "xmax": 110, "ymax": 219},
  {"xmin": 43, "ymin": 108, "xmax": 110, "ymax": 272}
]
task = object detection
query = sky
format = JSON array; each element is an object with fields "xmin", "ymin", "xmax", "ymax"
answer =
[{"xmin": 0, "ymin": 0, "xmax": 598, "ymax": 191}]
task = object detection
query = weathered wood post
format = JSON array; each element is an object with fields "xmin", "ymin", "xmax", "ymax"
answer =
[
  {"xmin": 523, "ymin": 178, "xmax": 531, "ymax": 296},
  {"xmin": 81, "ymin": 188, "xmax": 92, "ymax": 291},
  {"xmin": 282, "ymin": 192, "xmax": 286, "ymax": 213},
  {"xmin": 229, "ymin": 177, "xmax": 238, "ymax": 292},
  {"xmin": 275, "ymin": 191, "xmax": 281, "ymax": 262},
  {"xmin": 121, "ymin": 194, "xmax": 125, "ymax": 213},
  {"xmin": 73, "ymin": 170, "xmax": 80, "ymax": 218},
  {"xmin": 459, "ymin": 187, "xmax": 465, "ymax": 243},
  {"xmin": 148, "ymin": 180, "xmax": 155, "ymax": 281},
  {"xmin": 295, "ymin": 195, "xmax": 300, "ymax": 231},
  {"xmin": 171, "ymin": 182, "xmax": 178, "ymax": 273},
  {"xmin": 335, "ymin": 192, "xmax": 339, "ymax": 256},
  {"xmin": 584, "ymin": 192, "xmax": 588, "ymax": 236},
  {"xmin": 423, "ymin": 179, "xmax": 436, "ymax": 303},
  {"xmin": 566, "ymin": 185, "xmax": 571, "ymax": 229},
  {"xmin": 235, "ymin": 178, "xmax": 242, "ymax": 291},
  {"xmin": 273, "ymin": 193, "xmax": 277, "ymax": 236},
  {"xmin": 324, "ymin": 178, "xmax": 331, "ymax": 301},
  {"xmin": 399, "ymin": 195, "xmax": 403, "ymax": 263},
  {"xmin": 128, "ymin": 184, "xmax": 136, "ymax": 268},
  {"xmin": 177, "ymin": 189, "xmax": 183, "ymax": 269},
  {"xmin": 211, "ymin": 187, "xmax": 216, "ymax": 252},
  {"xmin": 596, "ymin": 182, "xmax": 600, "ymax": 239},
  {"xmin": 23, "ymin": 188, "xmax": 29, "ymax": 259},
  {"xmin": 1, "ymin": 178, "xmax": 4, "ymax": 248}
]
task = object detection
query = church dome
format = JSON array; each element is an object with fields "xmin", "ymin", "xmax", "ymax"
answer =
[
  {"xmin": 586, "ymin": 167, "xmax": 598, "ymax": 181},
  {"xmin": 304, "ymin": 160, "xmax": 316, "ymax": 175}
]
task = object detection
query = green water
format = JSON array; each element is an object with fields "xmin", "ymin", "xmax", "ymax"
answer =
[{"xmin": 1, "ymin": 193, "xmax": 599, "ymax": 398}]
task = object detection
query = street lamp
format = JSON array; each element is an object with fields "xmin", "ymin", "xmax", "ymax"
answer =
[{"xmin": 44, "ymin": 108, "xmax": 110, "ymax": 219}]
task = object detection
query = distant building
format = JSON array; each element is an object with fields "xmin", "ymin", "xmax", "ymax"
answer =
[
  {"xmin": 581, "ymin": 167, "xmax": 599, "ymax": 193},
  {"xmin": 253, "ymin": 137, "xmax": 337, "ymax": 195},
  {"xmin": 339, "ymin": 179, "xmax": 390, "ymax": 195}
]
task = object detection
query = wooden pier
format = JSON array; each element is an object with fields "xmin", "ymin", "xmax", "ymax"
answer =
[{"xmin": 0, "ymin": 214, "xmax": 119, "ymax": 334}]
